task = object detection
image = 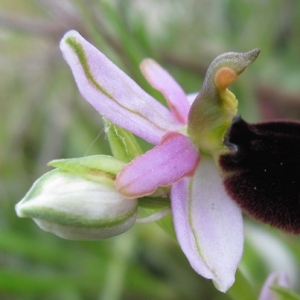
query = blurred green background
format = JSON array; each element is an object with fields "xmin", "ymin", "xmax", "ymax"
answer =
[{"xmin": 1, "ymin": 0, "xmax": 300, "ymax": 299}]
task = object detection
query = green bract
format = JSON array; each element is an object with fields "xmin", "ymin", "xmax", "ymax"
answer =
[
  {"xmin": 188, "ymin": 49, "xmax": 260, "ymax": 155},
  {"xmin": 48, "ymin": 154, "xmax": 125, "ymax": 182},
  {"xmin": 103, "ymin": 118, "xmax": 143, "ymax": 163}
]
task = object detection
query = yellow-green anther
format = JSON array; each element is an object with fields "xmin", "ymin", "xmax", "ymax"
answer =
[{"xmin": 188, "ymin": 49, "xmax": 260, "ymax": 154}]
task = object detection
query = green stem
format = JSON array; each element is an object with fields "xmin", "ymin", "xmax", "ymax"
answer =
[
  {"xmin": 227, "ymin": 268, "xmax": 257, "ymax": 300},
  {"xmin": 100, "ymin": 231, "xmax": 135, "ymax": 300}
]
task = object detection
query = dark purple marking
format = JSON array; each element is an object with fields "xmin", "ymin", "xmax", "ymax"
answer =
[{"xmin": 219, "ymin": 116, "xmax": 300, "ymax": 233}]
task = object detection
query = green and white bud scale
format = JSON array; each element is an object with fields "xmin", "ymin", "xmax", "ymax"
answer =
[{"xmin": 15, "ymin": 156, "xmax": 138, "ymax": 240}]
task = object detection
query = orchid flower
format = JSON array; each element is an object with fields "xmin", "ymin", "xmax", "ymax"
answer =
[{"xmin": 55, "ymin": 30, "xmax": 259, "ymax": 292}]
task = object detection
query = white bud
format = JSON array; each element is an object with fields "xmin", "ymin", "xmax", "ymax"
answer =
[{"xmin": 16, "ymin": 169, "xmax": 138, "ymax": 240}]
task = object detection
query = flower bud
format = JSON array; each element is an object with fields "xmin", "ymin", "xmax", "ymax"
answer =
[{"xmin": 15, "ymin": 169, "xmax": 138, "ymax": 240}]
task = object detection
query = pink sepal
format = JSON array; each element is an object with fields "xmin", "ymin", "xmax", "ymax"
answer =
[
  {"xmin": 140, "ymin": 59, "xmax": 190, "ymax": 124},
  {"xmin": 115, "ymin": 132, "xmax": 200, "ymax": 198},
  {"xmin": 171, "ymin": 157, "xmax": 243, "ymax": 292},
  {"xmin": 60, "ymin": 31, "xmax": 181, "ymax": 145}
]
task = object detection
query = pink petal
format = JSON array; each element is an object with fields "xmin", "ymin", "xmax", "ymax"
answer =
[
  {"xmin": 259, "ymin": 272, "xmax": 289, "ymax": 300},
  {"xmin": 171, "ymin": 157, "xmax": 243, "ymax": 292},
  {"xmin": 115, "ymin": 132, "xmax": 200, "ymax": 198},
  {"xmin": 60, "ymin": 31, "xmax": 181, "ymax": 145},
  {"xmin": 140, "ymin": 59, "xmax": 190, "ymax": 124}
]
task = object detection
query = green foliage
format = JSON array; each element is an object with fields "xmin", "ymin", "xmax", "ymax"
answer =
[
  {"xmin": 227, "ymin": 269, "xmax": 256, "ymax": 300},
  {"xmin": 271, "ymin": 286, "xmax": 300, "ymax": 300}
]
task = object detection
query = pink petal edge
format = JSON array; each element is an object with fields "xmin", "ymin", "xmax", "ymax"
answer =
[
  {"xmin": 60, "ymin": 30, "xmax": 181, "ymax": 145},
  {"xmin": 115, "ymin": 132, "xmax": 200, "ymax": 198},
  {"xmin": 171, "ymin": 157, "xmax": 243, "ymax": 292},
  {"xmin": 259, "ymin": 272, "xmax": 289, "ymax": 300},
  {"xmin": 140, "ymin": 58, "xmax": 190, "ymax": 124}
]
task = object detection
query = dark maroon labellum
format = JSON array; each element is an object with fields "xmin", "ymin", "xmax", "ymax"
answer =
[{"xmin": 219, "ymin": 116, "xmax": 300, "ymax": 233}]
